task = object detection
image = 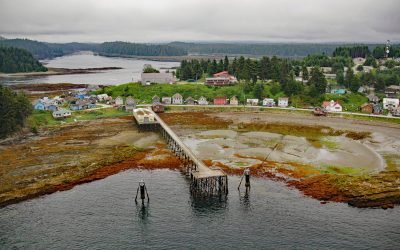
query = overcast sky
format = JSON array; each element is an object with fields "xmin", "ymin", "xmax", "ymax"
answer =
[{"xmin": 0, "ymin": 0, "xmax": 399, "ymax": 43}]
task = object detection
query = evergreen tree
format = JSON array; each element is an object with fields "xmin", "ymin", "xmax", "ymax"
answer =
[
  {"xmin": 308, "ymin": 67, "xmax": 327, "ymax": 95},
  {"xmin": 0, "ymin": 86, "xmax": 33, "ymax": 138},
  {"xmin": 223, "ymin": 56, "xmax": 229, "ymax": 71},
  {"xmin": 302, "ymin": 65, "xmax": 309, "ymax": 81}
]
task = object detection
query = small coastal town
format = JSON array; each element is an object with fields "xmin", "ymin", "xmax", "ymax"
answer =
[
  {"xmin": 1, "ymin": 0, "xmax": 400, "ymax": 249},
  {"xmin": 30, "ymin": 66, "xmax": 400, "ymax": 120}
]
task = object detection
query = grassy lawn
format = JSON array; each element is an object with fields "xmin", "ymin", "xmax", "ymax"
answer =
[{"xmin": 28, "ymin": 108, "xmax": 130, "ymax": 128}]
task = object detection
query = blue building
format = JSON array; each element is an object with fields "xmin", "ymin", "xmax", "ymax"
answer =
[{"xmin": 33, "ymin": 102, "xmax": 46, "ymax": 110}]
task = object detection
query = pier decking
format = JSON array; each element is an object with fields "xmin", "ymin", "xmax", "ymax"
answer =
[{"xmin": 133, "ymin": 108, "xmax": 228, "ymax": 196}]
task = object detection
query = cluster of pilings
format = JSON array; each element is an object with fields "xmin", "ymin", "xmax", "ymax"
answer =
[
  {"xmin": 190, "ymin": 174, "xmax": 228, "ymax": 197},
  {"xmin": 136, "ymin": 123, "xmax": 160, "ymax": 132}
]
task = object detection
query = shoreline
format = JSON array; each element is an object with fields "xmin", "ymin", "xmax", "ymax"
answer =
[
  {"xmin": 0, "ymin": 111, "xmax": 399, "ymax": 209},
  {"xmin": 0, "ymin": 67, "xmax": 122, "ymax": 78}
]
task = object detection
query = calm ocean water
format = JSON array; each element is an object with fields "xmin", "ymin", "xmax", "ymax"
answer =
[
  {"xmin": 0, "ymin": 169, "xmax": 399, "ymax": 249},
  {"xmin": 0, "ymin": 52, "xmax": 179, "ymax": 85}
]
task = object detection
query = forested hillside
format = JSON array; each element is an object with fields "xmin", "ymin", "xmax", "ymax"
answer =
[
  {"xmin": 0, "ymin": 46, "xmax": 47, "ymax": 73},
  {"xmin": 168, "ymin": 42, "xmax": 352, "ymax": 57},
  {"xmin": 0, "ymin": 39, "xmax": 64, "ymax": 59},
  {"xmin": 0, "ymin": 86, "xmax": 32, "ymax": 138},
  {"xmin": 97, "ymin": 42, "xmax": 187, "ymax": 56}
]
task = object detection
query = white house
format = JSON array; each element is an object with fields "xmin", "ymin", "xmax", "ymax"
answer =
[
  {"xmin": 52, "ymin": 109, "xmax": 72, "ymax": 119},
  {"xmin": 230, "ymin": 96, "xmax": 239, "ymax": 105},
  {"xmin": 162, "ymin": 97, "xmax": 172, "ymax": 104},
  {"xmin": 262, "ymin": 98, "xmax": 275, "ymax": 107},
  {"xmin": 278, "ymin": 97, "xmax": 289, "ymax": 107},
  {"xmin": 114, "ymin": 96, "xmax": 124, "ymax": 106},
  {"xmin": 247, "ymin": 99, "xmax": 259, "ymax": 106},
  {"xmin": 125, "ymin": 96, "xmax": 136, "ymax": 111},
  {"xmin": 323, "ymin": 100, "xmax": 343, "ymax": 112},
  {"xmin": 97, "ymin": 94, "xmax": 111, "ymax": 102},
  {"xmin": 172, "ymin": 93, "xmax": 183, "ymax": 105},
  {"xmin": 141, "ymin": 72, "xmax": 177, "ymax": 85},
  {"xmin": 383, "ymin": 98, "xmax": 399, "ymax": 110},
  {"xmin": 198, "ymin": 96, "xmax": 208, "ymax": 105}
]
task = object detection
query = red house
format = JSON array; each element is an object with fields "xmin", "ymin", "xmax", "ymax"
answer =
[
  {"xmin": 205, "ymin": 71, "xmax": 238, "ymax": 86},
  {"xmin": 213, "ymin": 71, "xmax": 231, "ymax": 78},
  {"xmin": 213, "ymin": 97, "xmax": 227, "ymax": 105}
]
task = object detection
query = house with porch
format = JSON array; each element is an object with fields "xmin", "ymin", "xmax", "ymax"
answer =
[
  {"xmin": 205, "ymin": 71, "xmax": 238, "ymax": 86},
  {"xmin": 172, "ymin": 93, "xmax": 183, "ymax": 105}
]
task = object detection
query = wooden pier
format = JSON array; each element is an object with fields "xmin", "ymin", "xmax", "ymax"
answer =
[{"xmin": 132, "ymin": 108, "xmax": 228, "ymax": 196}]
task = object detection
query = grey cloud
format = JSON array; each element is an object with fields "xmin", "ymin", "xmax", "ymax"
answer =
[{"xmin": 0, "ymin": 0, "xmax": 399, "ymax": 43}]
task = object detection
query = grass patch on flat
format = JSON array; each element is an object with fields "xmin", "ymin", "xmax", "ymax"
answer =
[
  {"xmin": 27, "ymin": 108, "xmax": 130, "ymax": 128},
  {"xmin": 320, "ymin": 138, "xmax": 339, "ymax": 150},
  {"xmin": 321, "ymin": 165, "xmax": 365, "ymax": 175}
]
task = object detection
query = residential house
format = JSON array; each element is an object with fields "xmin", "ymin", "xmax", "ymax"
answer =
[
  {"xmin": 262, "ymin": 98, "xmax": 275, "ymax": 107},
  {"xmin": 367, "ymin": 94, "xmax": 379, "ymax": 103},
  {"xmin": 198, "ymin": 96, "xmax": 208, "ymax": 105},
  {"xmin": 360, "ymin": 103, "xmax": 373, "ymax": 114},
  {"xmin": 230, "ymin": 96, "xmax": 239, "ymax": 105},
  {"xmin": 33, "ymin": 101, "xmax": 46, "ymax": 110},
  {"xmin": 46, "ymin": 104, "xmax": 58, "ymax": 112},
  {"xmin": 151, "ymin": 102, "xmax": 165, "ymax": 113},
  {"xmin": 214, "ymin": 97, "xmax": 227, "ymax": 105},
  {"xmin": 172, "ymin": 93, "xmax": 183, "ymax": 105},
  {"xmin": 373, "ymin": 104, "xmax": 382, "ymax": 114},
  {"xmin": 97, "ymin": 94, "xmax": 109, "ymax": 102},
  {"xmin": 392, "ymin": 106, "xmax": 400, "ymax": 117},
  {"xmin": 247, "ymin": 99, "xmax": 259, "ymax": 106},
  {"xmin": 115, "ymin": 96, "xmax": 124, "ymax": 106},
  {"xmin": 383, "ymin": 98, "xmax": 399, "ymax": 110},
  {"xmin": 162, "ymin": 97, "xmax": 172, "ymax": 105},
  {"xmin": 52, "ymin": 109, "xmax": 72, "ymax": 119},
  {"xmin": 70, "ymin": 100, "xmax": 95, "ymax": 111},
  {"xmin": 141, "ymin": 72, "xmax": 177, "ymax": 85},
  {"xmin": 385, "ymin": 85, "xmax": 400, "ymax": 98},
  {"xmin": 152, "ymin": 95, "xmax": 160, "ymax": 104},
  {"xmin": 185, "ymin": 96, "xmax": 195, "ymax": 105},
  {"xmin": 205, "ymin": 71, "xmax": 237, "ymax": 86},
  {"xmin": 278, "ymin": 97, "xmax": 289, "ymax": 107},
  {"xmin": 323, "ymin": 100, "xmax": 343, "ymax": 112},
  {"xmin": 358, "ymin": 86, "xmax": 366, "ymax": 93},
  {"xmin": 125, "ymin": 96, "xmax": 136, "ymax": 111}
]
